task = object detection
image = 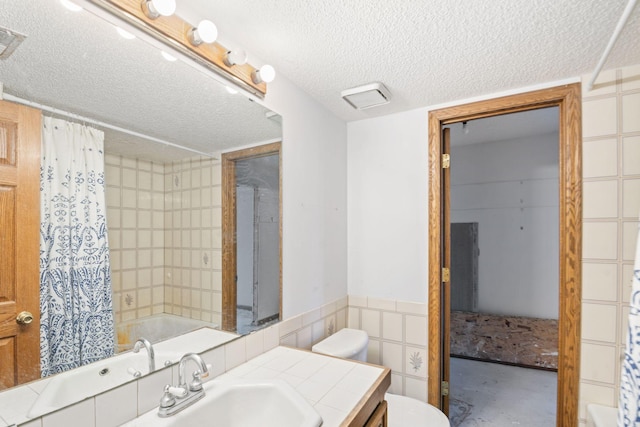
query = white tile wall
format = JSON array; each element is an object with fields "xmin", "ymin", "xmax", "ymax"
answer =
[
  {"xmin": 580, "ymin": 64, "xmax": 640, "ymax": 425},
  {"xmin": 95, "ymin": 383, "xmax": 137, "ymax": 427},
  {"xmin": 583, "ymin": 222, "xmax": 618, "ymax": 260},
  {"xmin": 582, "ymin": 263, "xmax": 618, "ymax": 302},
  {"xmin": 41, "ymin": 399, "xmax": 95, "ymax": 427},
  {"xmin": 582, "ymin": 97, "xmax": 617, "ymax": 138},
  {"xmin": 348, "ymin": 296, "xmax": 428, "ymax": 399},
  {"xmin": 581, "ymin": 303, "xmax": 618, "ymax": 343},
  {"xmin": 583, "ymin": 180, "xmax": 618, "ymax": 218},
  {"xmin": 623, "ymin": 136, "xmax": 640, "ymax": 176}
]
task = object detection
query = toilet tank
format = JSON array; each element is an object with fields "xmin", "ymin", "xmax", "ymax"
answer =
[{"xmin": 311, "ymin": 328, "xmax": 369, "ymax": 362}]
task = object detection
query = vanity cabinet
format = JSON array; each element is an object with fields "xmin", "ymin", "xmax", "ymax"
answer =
[
  {"xmin": 364, "ymin": 400, "xmax": 388, "ymax": 427},
  {"xmin": 341, "ymin": 361, "xmax": 391, "ymax": 427}
]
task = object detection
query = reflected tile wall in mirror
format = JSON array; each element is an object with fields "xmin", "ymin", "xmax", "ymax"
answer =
[
  {"xmin": 105, "ymin": 154, "xmax": 167, "ymax": 325},
  {"xmin": 163, "ymin": 156, "xmax": 223, "ymax": 325},
  {"xmin": 105, "ymin": 153, "xmax": 224, "ymax": 350}
]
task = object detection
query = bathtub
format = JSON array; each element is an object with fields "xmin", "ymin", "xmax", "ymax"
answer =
[
  {"xmin": 586, "ymin": 404, "xmax": 617, "ymax": 427},
  {"xmin": 116, "ymin": 313, "xmax": 218, "ymax": 352}
]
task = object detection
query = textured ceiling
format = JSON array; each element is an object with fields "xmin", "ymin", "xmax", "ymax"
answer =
[
  {"xmin": 1, "ymin": 1, "xmax": 637, "ymax": 160},
  {"xmin": 0, "ymin": 0, "xmax": 282, "ymax": 163},
  {"xmin": 183, "ymin": 0, "xmax": 640, "ymax": 122}
]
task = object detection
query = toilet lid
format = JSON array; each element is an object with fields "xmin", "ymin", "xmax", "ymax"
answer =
[
  {"xmin": 311, "ymin": 328, "xmax": 368, "ymax": 358},
  {"xmin": 385, "ymin": 393, "xmax": 450, "ymax": 427}
]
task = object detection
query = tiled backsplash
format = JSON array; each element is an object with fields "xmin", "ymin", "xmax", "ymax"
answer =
[
  {"xmin": 347, "ymin": 295, "xmax": 428, "ymax": 402},
  {"xmin": 580, "ymin": 64, "xmax": 640, "ymax": 424}
]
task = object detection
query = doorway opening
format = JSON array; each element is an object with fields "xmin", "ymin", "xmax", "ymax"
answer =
[
  {"xmin": 446, "ymin": 108, "xmax": 560, "ymax": 426},
  {"xmin": 221, "ymin": 142, "xmax": 282, "ymax": 333},
  {"xmin": 427, "ymin": 85, "xmax": 582, "ymax": 427}
]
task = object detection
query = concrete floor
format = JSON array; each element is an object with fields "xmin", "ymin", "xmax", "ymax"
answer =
[{"xmin": 449, "ymin": 357, "xmax": 557, "ymax": 426}]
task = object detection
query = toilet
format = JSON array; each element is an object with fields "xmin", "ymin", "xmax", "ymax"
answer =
[{"xmin": 312, "ymin": 328, "xmax": 450, "ymax": 427}]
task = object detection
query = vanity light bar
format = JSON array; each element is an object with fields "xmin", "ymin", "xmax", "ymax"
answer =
[{"xmin": 79, "ymin": 0, "xmax": 268, "ymax": 98}]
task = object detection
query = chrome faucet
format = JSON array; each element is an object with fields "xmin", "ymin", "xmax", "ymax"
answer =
[
  {"xmin": 158, "ymin": 353, "xmax": 210, "ymax": 417},
  {"xmin": 132, "ymin": 337, "xmax": 155, "ymax": 373},
  {"xmin": 178, "ymin": 353, "xmax": 209, "ymax": 390}
]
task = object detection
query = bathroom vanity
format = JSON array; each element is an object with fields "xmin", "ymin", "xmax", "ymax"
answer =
[
  {"xmin": 0, "ymin": 338, "xmax": 389, "ymax": 426},
  {"xmin": 186, "ymin": 346, "xmax": 389, "ymax": 427},
  {"xmin": 224, "ymin": 347, "xmax": 391, "ymax": 427},
  {"xmin": 124, "ymin": 346, "xmax": 391, "ymax": 427}
]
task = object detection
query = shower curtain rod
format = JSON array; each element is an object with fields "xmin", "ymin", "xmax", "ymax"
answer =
[
  {"xmin": 587, "ymin": 0, "xmax": 638, "ymax": 91},
  {"xmin": 1, "ymin": 92, "xmax": 216, "ymax": 159}
]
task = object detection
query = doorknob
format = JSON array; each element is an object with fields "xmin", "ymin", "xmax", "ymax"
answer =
[{"xmin": 16, "ymin": 311, "xmax": 34, "ymax": 325}]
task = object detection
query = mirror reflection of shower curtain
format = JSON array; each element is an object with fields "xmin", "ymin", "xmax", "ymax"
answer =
[
  {"xmin": 620, "ymin": 218, "xmax": 640, "ymax": 426},
  {"xmin": 39, "ymin": 117, "xmax": 115, "ymax": 377}
]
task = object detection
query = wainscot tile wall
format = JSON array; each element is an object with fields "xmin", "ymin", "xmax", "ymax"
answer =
[
  {"xmin": 579, "ymin": 64, "xmax": 640, "ymax": 425},
  {"xmin": 347, "ymin": 295, "xmax": 428, "ymax": 402}
]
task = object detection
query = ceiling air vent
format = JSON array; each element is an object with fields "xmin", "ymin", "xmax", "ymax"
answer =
[
  {"xmin": 0, "ymin": 26, "xmax": 26, "ymax": 60},
  {"xmin": 341, "ymin": 82, "xmax": 391, "ymax": 110}
]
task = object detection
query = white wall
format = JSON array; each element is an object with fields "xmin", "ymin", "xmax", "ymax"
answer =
[
  {"xmin": 256, "ymin": 187, "xmax": 280, "ymax": 321},
  {"xmin": 347, "ymin": 108, "xmax": 429, "ymax": 302},
  {"xmin": 178, "ymin": 7, "xmax": 350, "ymax": 323},
  {"xmin": 236, "ymin": 186, "xmax": 254, "ymax": 307},
  {"xmin": 450, "ymin": 133, "xmax": 559, "ymax": 319},
  {"xmin": 262, "ymin": 75, "xmax": 348, "ymax": 318}
]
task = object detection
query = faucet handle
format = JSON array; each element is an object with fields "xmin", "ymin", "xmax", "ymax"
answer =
[
  {"xmin": 160, "ymin": 385, "xmax": 176, "ymax": 408},
  {"xmin": 168, "ymin": 385, "xmax": 188, "ymax": 398},
  {"xmin": 189, "ymin": 370, "xmax": 205, "ymax": 392}
]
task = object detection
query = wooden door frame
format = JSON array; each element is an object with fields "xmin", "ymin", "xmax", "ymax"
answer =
[
  {"xmin": 221, "ymin": 141, "xmax": 282, "ymax": 332},
  {"xmin": 427, "ymin": 84, "xmax": 582, "ymax": 427}
]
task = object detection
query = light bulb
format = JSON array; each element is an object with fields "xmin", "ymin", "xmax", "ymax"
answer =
[
  {"xmin": 252, "ymin": 65, "xmax": 276, "ymax": 84},
  {"xmin": 142, "ymin": 0, "xmax": 176, "ymax": 19},
  {"xmin": 188, "ymin": 20, "xmax": 218, "ymax": 46},
  {"xmin": 161, "ymin": 51, "xmax": 177, "ymax": 62},
  {"xmin": 462, "ymin": 121, "xmax": 469, "ymax": 135},
  {"xmin": 60, "ymin": 0, "xmax": 82, "ymax": 12},
  {"xmin": 225, "ymin": 86, "xmax": 239, "ymax": 95},
  {"xmin": 223, "ymin": 50, "xmax": 248, "ymax": 67},
  {"xmin": 116, "ymin": 27, "xmax": 136, "ymax": 40}
]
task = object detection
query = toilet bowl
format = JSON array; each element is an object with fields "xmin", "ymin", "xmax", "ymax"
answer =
[{"xmin": 312, "ymin": 328, "xmax": 450, "ymax": 427}]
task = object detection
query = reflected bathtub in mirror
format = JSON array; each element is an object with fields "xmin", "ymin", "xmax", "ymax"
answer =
[{"xmin": 25, "ymin": 328, "xmax": 238, "ymax": 420}]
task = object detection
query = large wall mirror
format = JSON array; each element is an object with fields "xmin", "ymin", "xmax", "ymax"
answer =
[{"xmin": 0, "ymin": 0, "xmax": 282, "ymax": 410}]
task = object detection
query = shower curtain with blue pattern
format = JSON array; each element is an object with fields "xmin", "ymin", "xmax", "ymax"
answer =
[
  {"xmin": 620, "ymin": 219, "xmax": 640, "ymax": 425},
  {"xmin": 39, "ymin": 117, "xmax": 115, "ymax": 377}
]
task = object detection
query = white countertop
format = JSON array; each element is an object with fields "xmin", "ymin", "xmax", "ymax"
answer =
[{"xmin": 219, "ymin": 346, "xmax": 385, "ymax": 427}]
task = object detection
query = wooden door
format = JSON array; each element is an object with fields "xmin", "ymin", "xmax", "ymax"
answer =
[
  {"xmin": 441, "ymin": 127, "xmax": 451, "ymax": 414},
  {"xmin": 0, "ymin": 100, "xmax": 41, "ymax": 389}
]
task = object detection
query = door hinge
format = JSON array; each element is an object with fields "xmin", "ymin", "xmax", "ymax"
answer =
[
  {"xmin": 442, "ymin": 267, "xmax": 450, "ymax": 283},
  {"xmin": 441, "ymin": 380, "xmax": 449, "ymax": 397},
  {"xmin": 442, "ymin": 153, "xmax": 450, "ymax": 169}
]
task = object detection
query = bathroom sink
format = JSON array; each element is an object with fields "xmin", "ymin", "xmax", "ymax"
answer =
[{"xmin": 123, "ymin": 378, "xmax": 323, "ymax": 427}]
